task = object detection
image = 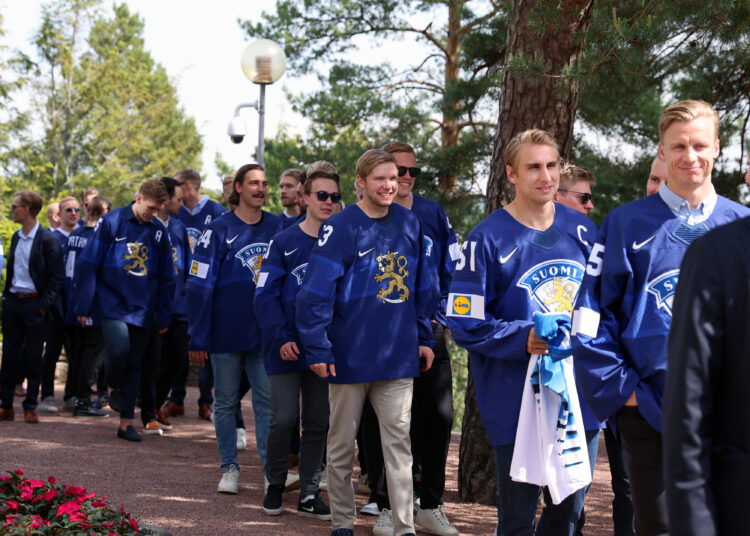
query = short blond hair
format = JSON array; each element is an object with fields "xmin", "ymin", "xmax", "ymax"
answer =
[
  {"xmin": 222, "ymin": 173, "xmax": 235, "ymax": 186},
  {"xmin": 559, "ymin": 160, "xmax": 595, "ymax": 190},
  {"xmin": 356, "ymin": 150, "xmax": 396, "ymax": 181},
  {"xmin": 658, "ymin": 100, "xmax": 719, "ymax": 141},
  {"xmin": 382, "ymin": 140, "xmax": 415, "ymax": 156},
  {"xmin": 503, "ymin": 129, "xmax": 559, "ymax": 171},
  {"xmin": 59, "ymin": 196, "xmax": 79, "ymax": 210}
]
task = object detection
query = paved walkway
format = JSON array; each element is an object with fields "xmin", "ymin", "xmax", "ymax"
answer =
[{"xmin": 0, "ymin": 385, "xmax": 616, "ymax": 535}]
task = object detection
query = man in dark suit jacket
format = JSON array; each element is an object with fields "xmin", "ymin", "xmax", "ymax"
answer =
[
  {"xmin": 0, "ymin": 191, "xmax": 64, "ymax": 423},
  {"xmin": 664, "ymin": 215, "xmax": 750, "ymax": 536}
]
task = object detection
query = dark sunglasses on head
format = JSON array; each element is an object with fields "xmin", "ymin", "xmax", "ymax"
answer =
[
  {"xmin": 64, "ymin": 207, "xmax": 81, "ymax": 213},
  {"xmin": 557, "ymin": 189, "xmax": 592, "ymax": 204},
  {"xmin": 11, "ymin": 204, "xmax": 26, "ymax": 210},
  {"xmin": 315, "ymin": 191, "xmax": 342, "ymax": 203},
  {"xmin": 397, "ymin": 166, "xmax": 421, "ymax": 178}
]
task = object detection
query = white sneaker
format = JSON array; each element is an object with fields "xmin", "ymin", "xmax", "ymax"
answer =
[
  {"xmin": 372, "ymin": 508, "xmax": 393, "ymax": 536},
  {"xmin": 217, "ymin": 466, "xmax": 239, "ymax": 494},
  {"xmin": 414, "ymin": 505, "xmax": 459, "ymax": 536},
  {"xmin": 318, "ymin": 467, "xmax": 328, "ymax": 491},
  {"xmin": 360, "ymin": 501, "xmax": 380, "ymax": 516},
  {"xmin": 285, "ymin": 472, "xmax": 300, "ymax": 491},
  {"xmin": 38, "ymin": 396, "xmax": 59, "ymax": 413},
  {"xmin": 236, "ymin": 427, "xmax": 247, "ymax": 450}
]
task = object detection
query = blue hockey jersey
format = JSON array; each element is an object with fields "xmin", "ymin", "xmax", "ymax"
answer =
[
  {"xmin": 157, "ymin": 216, "xmax": 191, "ymax": 322},
  {"xmin": 446, "ymin": 205, "xmax": 600, "ymax": 446},
  {"xmin": 410, "ymin": 194, "xmax": 460, "ymax": 324},
  {"xmin": 186, "ymin": 210, "xmax": 281, "ymax": 353},
  {"xmin": 64, "ymin": 225, "xmax": 96, "ymax": 326},
  {"xmin": 572, "ymin": 192, "xmax": 750, "ymax": 433},
  {"xmin": 278, "ymin": 212, "xmax": 303, "ymax": 229},
  {"xmin": 296, "ymin": 204, "xmax": 438, "ymax": 384},
  {"xmin": 71, "ymin": 204, "xmax": 175, "ymax": 329},
  {"xmin": 178, "ymin": 195, "xmax": 226, "ymax": 252},
  {"xmin": 254, "ymin": 224, "xmax": 317, "ymax": 374}
]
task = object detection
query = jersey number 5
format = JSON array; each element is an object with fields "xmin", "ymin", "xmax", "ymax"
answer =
[{"xmin": 586, "ymin": 243, "xmax": 605, "ymax": 276}]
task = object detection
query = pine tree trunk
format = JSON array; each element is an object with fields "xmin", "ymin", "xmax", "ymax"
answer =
[{"xmin": 458, "ymin": 0, "xmax": 594, "ymax": 503}]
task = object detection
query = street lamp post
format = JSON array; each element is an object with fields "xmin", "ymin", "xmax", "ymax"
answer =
[{"xmin": 227, "ymin": 39, "xmax": 286, "ymax": 167}]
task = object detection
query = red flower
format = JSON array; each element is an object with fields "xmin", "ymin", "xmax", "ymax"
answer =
[
  {"xmin": 4, "ymin": 500, "xmax": 18, "ymax": 510},
  {"xmin": 30, "ymin": 520, "xmax": 41, "ymax": 529},
  {"xmin": 103, "ymin": 522, "xmax": 115, "ymax": 528},
  {"xmin": 28, "ymin": 479, "xmax": 44, "ymax": 489},
  {"xmin": 56, "ymin": 499, "xmax": 81, "ymax": 518},
  {"xmin": 14, "ymin": 469, "xmax": 24, "ymax": 476},
  {"xmin": 0, "ymin": 476, "xmax": 9, "ymax": 482},
  {"xmin": 130, "ymin": 517, "xmax": 139, "ymax": 530},
  {"xmin": 19, "ymin": 485, "xmax": 33, "ymax": 500},
  {"xmin": 48, "ymin": 476, "xmax": 56, "ymax": 485},
  {"xmin": 64, "ymin": 485, "xmax": 86, "ymax": 497},
  {"xmin": 43, "ymin": 489, "xmax": 58, "ymax": 501}
]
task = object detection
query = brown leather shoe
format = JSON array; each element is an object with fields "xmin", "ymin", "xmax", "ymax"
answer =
[
  {"xmin": 24, "ymin": 409, "xmax": 39, "ymax": 423},
  {"xmin": 162, "ymin": 401, "xmax": 184, "ymax": 417},
  {"xmin": 198, "ymin": 403, "xmax": 212, "ymax": 421},
  {"xmin": 0, "ymin": 408, "xmax": 15, "ymax": 421},
  {"xmin": 156, "ymin": 409, "xmax": 173, "ymax": 430},
  {"xmin": 14, "ymin": 384, "xmax": 26, "ymax": 397}
]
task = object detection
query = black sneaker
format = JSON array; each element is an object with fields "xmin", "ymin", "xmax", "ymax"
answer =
[
  {"xmin": 117, "ymin": 424, "xmax": 142, "ymax": 442},
  {"xmin": 262, "ymin": 483, "xmax": 284, "ymax": 515},
  {"xmin": 73, "ymin": 401, "xmax": 109, "ymax": 418},
  {"xmin": 297, "ymin": 492, "xmax": 331, "ymax": 520}
]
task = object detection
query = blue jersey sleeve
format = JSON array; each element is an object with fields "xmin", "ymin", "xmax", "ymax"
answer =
[
  {"xmin": 254, "ymin": 238, "xmax": 296, "ymax": 358},
  {"xmin": 72, "ymin": 215, "xmax": 113, "ymax": 317},
  {"xmin": 571, "ymin": 215, "xmax": 640, "ymax": 422},
  {"xmin": 416, "ymin": 231, "xmax": 439, "ymax": 347},
  {"xmin": 155, "ymin": 228, "xmax": 175, "ymax": 329},
  {"xmin": 446, "ymin": 229, "xmax": 531, "ymax": 361},
  {"xmin": 185, "ymin": 225, "xmax": 223, "ymax": 351},
  {"xmin": 295, "ymin": 220, "xmax": 353, "ymax": 366}
]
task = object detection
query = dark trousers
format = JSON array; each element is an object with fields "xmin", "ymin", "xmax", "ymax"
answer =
[
  {"xmin": 616, "ymin": 406, "xmax": 668, "ymax": 536},
  {"xmin": 41, "ymin": 316, "xmax": 72, "ymax": 400},
  {"xmin": 65, "ymin": 324, "xmax": 106, "ymax": 402},
  {"xmin": 604, "ymin": 423, "xmax": 635, "ymax": 536},
  {"xmin": 100, "ymin": 319, "xmax": 150, "ymax": 420},
  {"xmin": 139, "ymin": 327, "xmax": 162, "ymax": 425},
  {"xmin": 410, "ymin": 322, "xmax": 454, "ymax": 509},
  {"xmin": 170, "ymin": 354, "xmax": 214, "ymax": 407},
  {"xmin": 0, "ymin": 295, "xmax": 48, "ymax": 409},
  {"xmin": 154, "ymin": 319, "xmax": 189, "ymax": 412}
]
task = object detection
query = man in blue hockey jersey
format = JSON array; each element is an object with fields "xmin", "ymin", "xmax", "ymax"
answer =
[
  {"xmin": 297, "ymin": 149, "xmax": 437, "ymax": 536},
  {"xmin": 72, "ymin": 179, "xmax": 175, "ymax": 442},
  {"xmin": 186, "ymin": 163, "xmax": 281, "ymax": 495},
  {"xmin": 447, "ymin": 129, "xmax": 601, "ymax": 536},
  {"xmin": 163, "ymin": 168, "xmax": 226, "ymax": 420},
  {"xmin": 572, "ymin": 99, "xmax": 750, "ymax": 535},
  {"xmin": 255, "ymin": 169, "xmax": 343, "ymax": 519}
]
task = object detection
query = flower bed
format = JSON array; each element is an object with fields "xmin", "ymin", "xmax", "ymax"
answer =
[{"xmin": 0, "ymin": 469, "xmax": 139, "ymax": 535}]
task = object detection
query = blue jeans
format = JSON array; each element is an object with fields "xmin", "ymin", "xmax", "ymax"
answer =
[
  {"xmin": 100, "ymin": 319, "xmax": 150, "ymax": 420},
  {"xmin": 493, "ymin": 428, "xmax": 600, "ymax": 536},
  {"xmin": 212, "ymin": 350, "xmax": 270, "ymax": 471}
]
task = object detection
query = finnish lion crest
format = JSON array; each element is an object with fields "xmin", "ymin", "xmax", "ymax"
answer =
[
  {"xmin": 374, "ymin": 251, "xmax": 409, "ymax": 303},
  {"xmin": 124, "ymin": 242, "xmax": 149, "ymax": 277},
  {"xmin": 517, "ymin": 259, "xmax": 584, "ymax": 314}
]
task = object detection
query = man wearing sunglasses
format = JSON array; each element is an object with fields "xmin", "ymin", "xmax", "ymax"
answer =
[
  {"xmin": 255, "ymin": 169, "xmax": 342, "ymax": 520},
  {"xmin": 38, "ymin": 196, "xmax": 82, "ymax": 413},
  {"xmin": 554, "ymin": 161, "xmax": 595, "ymax": 217}
]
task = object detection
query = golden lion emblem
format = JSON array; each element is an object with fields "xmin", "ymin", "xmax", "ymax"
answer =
[
  {"xmin": 543, "ymin": 276, "xmax": 576, "ymax": 313},
  {"xmin": 124, "ymin": 242, "xmax": 149, "ymax": 277},
  {"xmin": 374, "ymin": 250, "xmax": 409, "ymax": 303},
  {"xmin": 171, "ymin": 247, "xmax": 180, "ymax": 274}
]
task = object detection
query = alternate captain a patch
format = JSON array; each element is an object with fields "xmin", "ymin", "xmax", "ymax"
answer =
[
  {"xmin": 646, "ymin": 269, "xmax": 679, "ymax": 316},
  {"xmin": 446, "ymin": 293, "xmax": 484, "ymax": 320},
  {"xmin": 517, "ymin": 260, "xmax": 585, "ymax": 314},
  {"xmin": 236, "ymin": 242, "xmax": 268, "ymax": 283}
]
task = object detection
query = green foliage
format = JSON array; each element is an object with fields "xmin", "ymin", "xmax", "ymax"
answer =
[{"xmin": 448, "ymin": 331, "xmax": 468, "ymax": 430}]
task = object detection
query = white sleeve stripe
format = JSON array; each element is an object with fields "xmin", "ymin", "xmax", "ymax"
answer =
[
  {"xmin": 256, "ymin": 272, "xmax": 268, "ymax": 288},
  {"xmin": 571, "ymin": 307, "xmax": 600, "ymax": 338}
]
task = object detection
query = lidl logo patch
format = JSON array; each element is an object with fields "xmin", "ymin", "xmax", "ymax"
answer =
[
  {"xmin": 446, "ymin": 292, "xmax": 484, "ymax": 320},
  {"xmin": 190, "ymin": 260, "xmax": 209, "ymax": 279}
]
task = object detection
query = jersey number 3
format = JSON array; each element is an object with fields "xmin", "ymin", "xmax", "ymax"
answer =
[{"xmin": 318, "ymin": 224, "xmax": 333, "ymax": 247}]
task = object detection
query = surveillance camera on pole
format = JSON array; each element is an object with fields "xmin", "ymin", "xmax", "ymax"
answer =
[{"xmin": 227, "ymin": 115, "xmax": 247, "ymax": 144}]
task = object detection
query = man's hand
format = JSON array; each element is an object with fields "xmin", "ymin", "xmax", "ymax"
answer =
[
  {"xmin": 280, "ymin": 341, "xmax": 300, "ymax": 361},
  {"xmin": 526, "ymin": 328, "xmax": 549, "ymax": 355},
  {"xmin": 419, "ymin": 345, "xmax": 435, "ymax": 372},
  {"xmin": 310, "ymin": 363, "xmax": 336, "ymax": 378},
  {"xmin": 189, "ymin": 350, "xmax": 208, "ymax": 367},
  {"xmin": 158, "ymin": 327, "xmax": 168, "ymax": 335},
  {"xmin": 77, "ymin": 316, "xmax": 90, "ymax": 327}
]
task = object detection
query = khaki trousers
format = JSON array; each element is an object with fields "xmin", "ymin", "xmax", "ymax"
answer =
[{"xmin": 327, "ymin": 378, "xmax": 414, "ymax": 535}]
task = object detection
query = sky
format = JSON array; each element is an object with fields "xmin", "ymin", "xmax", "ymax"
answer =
[{"xmin": 1, "ymin": 0, "xmax": 305, "ymax": 190}]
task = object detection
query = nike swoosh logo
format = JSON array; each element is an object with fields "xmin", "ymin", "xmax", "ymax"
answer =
[
  {"xmin": 226, "ymin": 235, "xmax": 238, "ymax": 244},
  {"xmin": 358, "ymin": 248, "xmax": 374, "ymax": 257},
  {"xmin": 301, "ymin": 505, "xmax": 314, "ymax": 512},
  {"xmin": 284, "ymin": 248, "xmax": 298, "ymax": 256},
  {"xmin": 632, "ymin": 236, "xmax": 656, "ymax": 250},
  {"xmin": 115, "ymin": 236, "xmax": 127, "ymax": 242},
  {"xmin": 499, "ymin": 246, "xmax": 518, "ymax": 264}
]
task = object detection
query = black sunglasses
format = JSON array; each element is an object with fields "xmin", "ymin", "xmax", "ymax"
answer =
[
  {"xmin": 315, "ymin": 191, "xmax": 342, "ymax": 203},
  {"xmin": 557, "ymin": 189, "xmax": 592, "ymax": 204},
  {"xmin": 64, "ymin": 207, "xmax": 81, "ymax": 213},
  {"xmin": 11, "ymin": 204, "xmax": 27, "ymax": 210},
  {"xmin": 397, "ymin": 166, "xmax": 421, "ymax": 178}
]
